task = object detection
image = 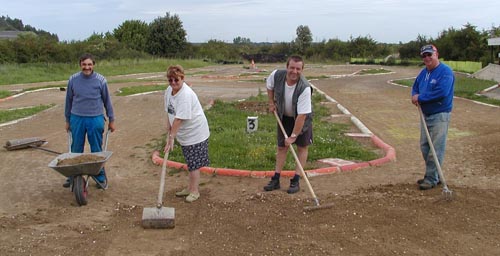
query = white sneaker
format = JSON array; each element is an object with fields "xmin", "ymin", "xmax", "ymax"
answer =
[
  {"xmin": 185, "ymin": 193, "xmax": 200, "ymax": 203},
  {"xmin": 175, "ymin": 188, "xmax": 190, "ymax": 197}
]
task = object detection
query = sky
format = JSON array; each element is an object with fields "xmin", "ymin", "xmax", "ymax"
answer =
[{"xmin": 2, "ymin": 0, "xmax": 499, "ymax": 44}]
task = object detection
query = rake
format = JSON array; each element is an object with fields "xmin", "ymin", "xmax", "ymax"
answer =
[
  {"xmin": 418, "ymin": 106, "xmax": 453, "ymax": 200},
  {"xmin": 273, "ymin": 111, "xmax": 334, "ymax": 211}
]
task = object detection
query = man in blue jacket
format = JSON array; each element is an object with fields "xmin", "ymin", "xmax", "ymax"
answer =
[
  {"xmin": 63, "ymin": 53, "xmax": 116, "ymax": 189},
  {"xmin": 411, "ymin": 45, "xmax": 454, "ymax": 190}
]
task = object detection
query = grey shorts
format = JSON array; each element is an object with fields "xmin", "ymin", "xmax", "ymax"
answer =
[
  {"xmin": 277, "ymin": 116, "xmax": 313, "ymax": 147},
  {"xmin": 181, "ymin": 139, "xmax": 210, "ymax": 171}
]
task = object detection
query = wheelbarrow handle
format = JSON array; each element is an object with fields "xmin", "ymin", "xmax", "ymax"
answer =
[
  {"xmin": 67, "ymin": 131, "xmax": 72, "ymax": 153},
  {"xmin": 104, "ymin": 129, "xmax": 111, "ymax": 151}
]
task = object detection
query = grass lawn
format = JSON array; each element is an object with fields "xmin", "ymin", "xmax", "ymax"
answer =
[
  {"xmin": 0, "ymin": 104, "xmax": 55, "ymax": 124},
  {"xmin": 161, "ymin": 93, "xmax": 379, "ymax": 171}
]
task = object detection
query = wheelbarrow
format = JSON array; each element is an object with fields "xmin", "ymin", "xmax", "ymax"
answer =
[{"xmin": 47, "ymin": 130, "xmax": 112, "ymax": 206}]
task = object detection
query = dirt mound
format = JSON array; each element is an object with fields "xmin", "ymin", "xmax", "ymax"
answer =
[{"xmin": 57, "ymin": 155, "xmax": 105, "ymax": 166}]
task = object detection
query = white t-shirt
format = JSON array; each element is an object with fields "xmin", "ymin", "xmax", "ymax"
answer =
[
  {"xmin": 266, "ymin": 70, "xmax": 312, "ymax": 117},
  {"xmin": 164, "ymin": 83, "xmax": 210, "ymax": 146}
]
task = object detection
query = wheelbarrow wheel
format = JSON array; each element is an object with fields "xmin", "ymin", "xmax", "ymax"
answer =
[{"xmin": 73, "ymin": 175, "xmax": 88, "ymax": 206}]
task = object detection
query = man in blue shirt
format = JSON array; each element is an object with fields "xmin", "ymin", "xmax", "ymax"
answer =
[
  {"xmin": 411, "ymin": 45, "xmax": 454, "ymax": 190},
  {"xmin": 63, "ymin": 53, "xmax": 116, "ymax": 189}
]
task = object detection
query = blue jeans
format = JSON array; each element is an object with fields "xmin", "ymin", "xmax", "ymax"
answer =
[
  {"xmin": 69, "ymin": 114, "xmax": 106, "ymax": 182},
  {"xmin": 420, "ymin": 112, "xmax": 450, "ymax": 185}
]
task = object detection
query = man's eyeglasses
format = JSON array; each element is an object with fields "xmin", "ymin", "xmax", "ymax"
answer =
[
  {"xmin": 168, "ymin": 78, "xmax": 180, "ymax": 83},
  {"xmin": 421, "ymin": 53, "xmax": 433, "ymax": 58}
]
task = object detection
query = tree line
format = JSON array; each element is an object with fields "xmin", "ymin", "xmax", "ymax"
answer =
[{"xmin": 1, "ymin": 13, "xmax": 499, "ymax": 66}]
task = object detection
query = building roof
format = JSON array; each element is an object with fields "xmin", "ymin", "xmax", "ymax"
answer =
[
  {"xmin": 487, "ymin": 37, "xmax": 500, "ymax": 46},
  {"xmin": 0, "ymin": 31, "xmax": 23, "ymax": 39}
]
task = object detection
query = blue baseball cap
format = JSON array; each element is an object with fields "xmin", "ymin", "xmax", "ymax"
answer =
[{"xmin": 420, "ymin": 44, "xmax": 437, "ymax": 55}]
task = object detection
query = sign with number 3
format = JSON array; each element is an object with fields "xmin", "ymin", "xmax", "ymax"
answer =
[{"xmin": 246, "ymin": 116, "xmax": 258, "ymax": 133}]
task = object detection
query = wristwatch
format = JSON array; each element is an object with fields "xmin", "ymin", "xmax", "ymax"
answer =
[{"xmin": 290, "ymin": 133, "xmax": 297, "ymax": 138}]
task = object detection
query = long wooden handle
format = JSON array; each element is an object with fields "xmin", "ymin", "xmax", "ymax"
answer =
[
  {"xmin": 418, "ymin": 106, "xmax": 448, "ymax": 188},
  {"xmin": 273, "ymin": 111, "xmax": 319, "ymax": 205},
  {"xmin": 157, "ymin": 151, "xmax": 169, "ymax": 208}
]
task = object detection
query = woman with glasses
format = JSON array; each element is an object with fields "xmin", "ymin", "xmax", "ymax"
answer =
[{"xmin": 164, "ymin": 65, "xmax": 210, "ymax": 203}]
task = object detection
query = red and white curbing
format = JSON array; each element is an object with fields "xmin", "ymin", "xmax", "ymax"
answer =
[
  {"xmin": 151, "ymin": 83, "xmax": 396, "ymax": 178},
  {"xmin": 151, "ymin": 150, "xmax": 297, "ymax": 178}
]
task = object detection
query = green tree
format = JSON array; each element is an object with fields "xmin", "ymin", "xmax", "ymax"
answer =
[
  {"xmin": 233, "ymin": 36, "xmax": 251, "ymax": 44},
  {"xmin": 147, "ymin": 12, "xmax": 187, "ymax": 57},
  {"xmin": 293, "ymin": 25, "xmax": 313, "ymax": 55},
  {"xmin": 269, "ymin": 42, "xmax": 293, "ymax": 56},
  {"xmin": 435, "ymin": 23, "xmax": 486, "ymax": 61},
  {"xmin": 113, "ymin": 20, "xmax": 149, "ymax": 51},
  {"xmin": 0, "ymin": 39, "xmax": 15, "ymax": 63},
  {"xmin": 197, "ymin": 39, "xmax": 239, "ymax": 62},
  {"xmin": 2, "ymin": 16, "xmax": 23, "ymax": 30},
  {"xmin": 324, "ymin": 38, "xmax": 349, "ymax": 60},
  {"xmin": 12, "ymin": 32, "xmax": 39, "ymax": 63},
  {"xmin": 489, "ymin": 25, "xmax": 500, "ymax": 37},
  {"xmin": 399, "ymin": 35, "xmax": 431, "ymax": 59},
  {"xmin": 348, "ymin": 35, "xmax": 378, "ymax": 58}
]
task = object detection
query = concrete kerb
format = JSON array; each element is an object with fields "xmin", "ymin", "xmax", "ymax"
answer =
[
  {"xmin": 151, "ymin": 82, "xmax": 397, "ymax": 178},
  {"xmin": 0, "ymin": 87, "xmax": 62, "ymax": 103}
]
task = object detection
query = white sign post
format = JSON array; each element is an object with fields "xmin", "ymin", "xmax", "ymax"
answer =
[{"xmin": 247, "ymin": 116, "xmax": 258, "ymax": 133}]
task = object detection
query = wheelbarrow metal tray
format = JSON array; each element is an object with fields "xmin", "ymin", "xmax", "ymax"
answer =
[{"xmin": 48, "ymin": 151, "xmax": 113, "ymax": 177}]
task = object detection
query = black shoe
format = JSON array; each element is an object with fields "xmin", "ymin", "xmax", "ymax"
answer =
[
  {"xmin": 417, "ymin": 178, "xmax": 441, "ymax": 185},
  {"xmin": 264, "ymin": 178, "xmax": 280, "ymax": 191},
  {"xmin": 419, "ymin": 181, "xmax": 436, "ymax": 190},
  {"xmin": 287, "ymin": 179, "xmax": 300, "ymax": 194},
  {"xmin": 62, "ymin": 179, "xmax": 71, "ymax": 188}
]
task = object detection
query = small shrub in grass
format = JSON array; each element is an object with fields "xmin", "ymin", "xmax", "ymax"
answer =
[{"xmin": 161, "ymin": 93, "xmax": 379, "ymax": 171}]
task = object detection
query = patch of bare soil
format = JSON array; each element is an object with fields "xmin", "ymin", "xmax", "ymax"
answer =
[
  {"xmin": 236, "ymin": 101, "xmax": 268, "ymax": 114},
  {"xmin": 1, "ymin": 64, "xmax": 500, "ymax": 255}
]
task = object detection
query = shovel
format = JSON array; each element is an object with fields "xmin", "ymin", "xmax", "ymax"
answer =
[{"xmin": 141, "ymin": 150, "xmax": 175, "ymax": 229}]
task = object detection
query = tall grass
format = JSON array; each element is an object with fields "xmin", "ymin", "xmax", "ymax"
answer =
[
  {"xmin": 163, "ymin": 93, "xmax": 378, "ymax": 171},
  {"xmin": 0, "ymin": 58, "xmax": 211, "ymax": 86}
]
